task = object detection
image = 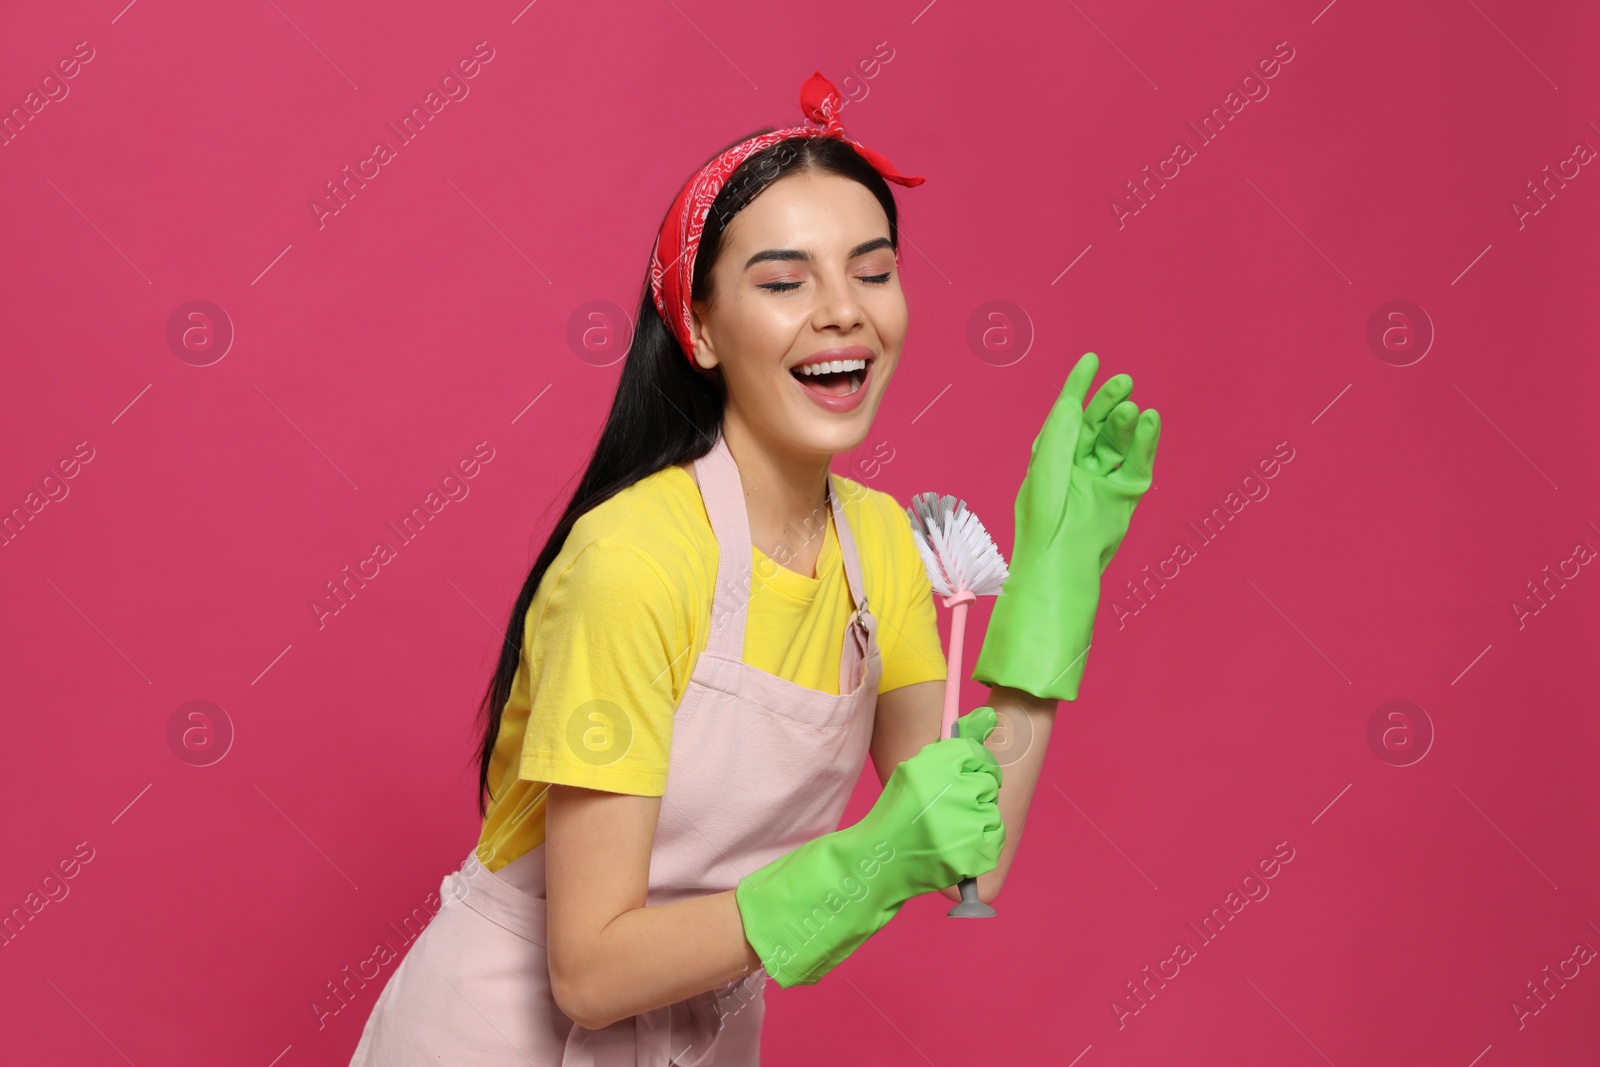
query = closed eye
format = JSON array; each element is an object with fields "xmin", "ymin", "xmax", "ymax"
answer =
[{"xmin": 759, "ymin": 272, "xmax": 893, "ymax": 293}]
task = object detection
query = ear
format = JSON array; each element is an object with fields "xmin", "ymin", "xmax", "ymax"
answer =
[{"xmin": 688, "ymin": 302, "xmax": 719, "ymax": 372}]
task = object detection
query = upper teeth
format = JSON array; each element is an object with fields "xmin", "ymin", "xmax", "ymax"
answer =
[{"xmin": 796, "ymin": 359, "xmax": 867, "ymax": 376}]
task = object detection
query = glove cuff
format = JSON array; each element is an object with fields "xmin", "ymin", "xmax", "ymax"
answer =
[
  {"xmin": 734, "ymin": 824, "xmax": 907, "ymax": 988},
  {"xmin": 970, "ymin": 575, "xmax": 1099, "ymax": 702}
]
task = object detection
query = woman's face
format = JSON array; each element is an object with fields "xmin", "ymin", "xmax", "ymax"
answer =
[{"xmin": 689, "ymin": 169, "xmax": 908, "ymax": 460}]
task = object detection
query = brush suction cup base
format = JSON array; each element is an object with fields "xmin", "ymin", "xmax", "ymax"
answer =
[
  {"xmin": 947, "ymin": 899, "xmax": 997, "ymax": 918},
  {"xmin": 947, "ymin": 878, "xmax": 996, "ymax": 918}
]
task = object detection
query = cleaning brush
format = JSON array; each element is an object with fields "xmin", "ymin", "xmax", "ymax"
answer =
[{"xmin": 904, "ymin": 491, "xmax": 1011, "ymax": 918}]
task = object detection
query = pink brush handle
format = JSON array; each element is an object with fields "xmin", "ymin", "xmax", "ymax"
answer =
[
  {"xmin": 940, "ymin": 590, "xmax": 976, "ymax": 740},
  {"xmin": 937, "ymin": 588, "xmax": 997, "ymax": 917}
]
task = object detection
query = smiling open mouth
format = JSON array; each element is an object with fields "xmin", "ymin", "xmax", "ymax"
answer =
[{"xmin": 791, "ymin": 359, "xmax": 868, "ymax": 397}]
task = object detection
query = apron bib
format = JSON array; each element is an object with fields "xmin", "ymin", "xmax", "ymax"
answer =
[{"xmin": 349, "ymin": 431, "xmax": 883, "ymax": 1065}]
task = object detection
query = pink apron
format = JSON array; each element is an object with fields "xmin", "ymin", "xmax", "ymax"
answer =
[{"xmin": 348, "ymin": 430, "xmax": 884, "ymax": 1065}]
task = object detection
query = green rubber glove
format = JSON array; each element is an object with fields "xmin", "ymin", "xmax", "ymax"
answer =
[
  {"xmin": 734, "ymin": 707, "xmax": 1004, "ymax": 988},
  {"xmin": 971, "ymin": 352, "xmax": 1160, "ymax": 701}
]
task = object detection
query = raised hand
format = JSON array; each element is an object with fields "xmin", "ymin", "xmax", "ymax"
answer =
[{"xmin": 971, "ymin": 352, "xmax": 1160, "ymax": 701}]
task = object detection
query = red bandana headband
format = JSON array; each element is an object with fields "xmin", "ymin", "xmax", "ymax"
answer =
[{"xmin": 649, "ymin": 70, "xmax": 925, "ymax": 365}]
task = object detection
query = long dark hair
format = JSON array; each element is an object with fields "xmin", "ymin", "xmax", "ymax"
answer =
[{"xmin": 472, "ymin": 131, "xmax": 905, "ymax": 816}]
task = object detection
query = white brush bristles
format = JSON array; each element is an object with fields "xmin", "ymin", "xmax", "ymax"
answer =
[{"xmin": 904, "ymin": 492, "xmax": 1011, "ymax": 598}]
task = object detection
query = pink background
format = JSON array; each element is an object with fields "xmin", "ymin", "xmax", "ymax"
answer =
[{"xmin": 3, "ymin": 0, "xmax": 1597, "ymax": 1063}]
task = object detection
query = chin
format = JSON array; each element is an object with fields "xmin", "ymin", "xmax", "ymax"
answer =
[{"xmin": 792, "ymin": 408, "xmax": 876, "ymax": 460}]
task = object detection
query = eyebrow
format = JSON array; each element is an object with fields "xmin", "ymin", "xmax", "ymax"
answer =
[{"xmin": 743, "ymin": 236, "xmax": 894, "ymax": 271}]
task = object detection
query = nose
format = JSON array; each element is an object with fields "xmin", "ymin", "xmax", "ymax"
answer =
[{"xmin": 809, "ymin": 266, "xmax": 867, "ymax": 335}]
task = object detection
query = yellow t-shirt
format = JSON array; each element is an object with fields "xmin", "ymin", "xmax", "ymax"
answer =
[{"xmin": 476, "ymin": 463, "xmax": 947, "ymax": 873}]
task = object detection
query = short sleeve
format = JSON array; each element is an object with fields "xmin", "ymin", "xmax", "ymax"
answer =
[
  {"xmin": 518, "ymin": 537, "xmax": 682, "ymax": 795},
  {"xmin": 876, "ymin": 499, "xmax": 949, "ymax": 693}
]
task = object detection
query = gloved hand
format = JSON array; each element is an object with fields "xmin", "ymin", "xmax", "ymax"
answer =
[
  {"xmin": 734, "ymin": 707, "xmax": 1004, "ymax": 988},
  {"xmin": 971, "ymin": 352, "xmax": 1160, "ymax": 701}
]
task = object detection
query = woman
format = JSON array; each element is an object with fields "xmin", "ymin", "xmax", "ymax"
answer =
[{"xmin": 349, "ymin": 71, "xmax": 1158, "ymax": 1065}]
